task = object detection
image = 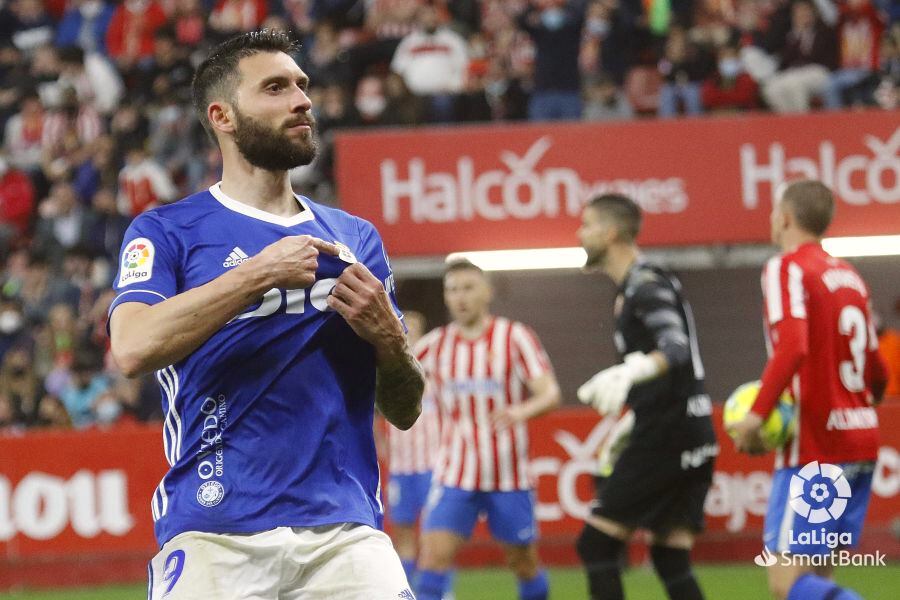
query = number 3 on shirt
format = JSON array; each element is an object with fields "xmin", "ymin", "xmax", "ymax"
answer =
[{"xmin": 838, "ymin": 305, "xmax": 871, "ymax": 393}]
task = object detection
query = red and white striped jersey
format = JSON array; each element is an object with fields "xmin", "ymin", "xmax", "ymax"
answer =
[
  {"xmin": 414, "ymin": 316, "xmax": 553, "ymax": 492},
  {"xmin": 761, "ymin": 243, "xmax": 882, "ymax": 468},
  {"xmin": 387, "ymin": 390, "xmax": 441, "ymax": 475}
]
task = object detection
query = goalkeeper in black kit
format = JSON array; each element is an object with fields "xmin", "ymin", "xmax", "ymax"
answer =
[{"xmin": 574, "ymin": 194, "xmax": 718, "ymax": 600}]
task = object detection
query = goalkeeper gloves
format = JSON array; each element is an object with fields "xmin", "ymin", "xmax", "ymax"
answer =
[{"xmin": 577, "ymin": 352, "xmax": 661, "ymax": 415}]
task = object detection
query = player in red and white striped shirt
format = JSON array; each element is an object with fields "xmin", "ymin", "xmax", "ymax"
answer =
[
  {"xmin": 413, "ymin": 260, "xmax": 561, "ymax": 600},
  {"xmin": 733, "ymin": 180, "xmax": 888, "ymax": 600},
  {"xmin": 382, "ymin": 310, "xmax": 442, "ymax": 584}
]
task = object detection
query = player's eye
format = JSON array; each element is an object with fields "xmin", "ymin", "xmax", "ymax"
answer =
[{"xmin": 266, "ymin": 83, "xmax": 282, "ymax": 93}]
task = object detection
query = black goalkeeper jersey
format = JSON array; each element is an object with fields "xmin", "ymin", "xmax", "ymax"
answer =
[{"xmin": 613, "ymin": 259, "xmax": 718, "ymax": 462}]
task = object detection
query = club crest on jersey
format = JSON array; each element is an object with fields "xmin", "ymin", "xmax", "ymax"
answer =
[
  {"xmin": 196, "ymin": 480, "xmax": 225, "ymax": 507},
  {"xmin": 334, "ymin": 240, "xmax": 357, "ymax": 264},
  {"xmin": 119, "ymin": 238, "xmax": 154, "ymax": 286}
]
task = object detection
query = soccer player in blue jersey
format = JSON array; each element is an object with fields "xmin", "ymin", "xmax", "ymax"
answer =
[{"xmin": 107, "ymin": 30, "xmax": 424, "ymax": 599}]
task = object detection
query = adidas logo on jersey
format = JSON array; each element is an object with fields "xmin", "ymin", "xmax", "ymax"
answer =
[{"xmin": 223, "ymin": 247, "xmax": 250, "ymax": 267}]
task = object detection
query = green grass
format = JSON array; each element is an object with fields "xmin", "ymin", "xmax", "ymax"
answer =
[{"xmin": 2, "ymin": 564, "xmax": 898, "ymax": 599}]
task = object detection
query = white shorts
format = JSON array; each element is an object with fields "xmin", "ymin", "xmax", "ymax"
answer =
[{"xmin": 148, "ymin": 523, "xmax": 413, "ymax": 600}]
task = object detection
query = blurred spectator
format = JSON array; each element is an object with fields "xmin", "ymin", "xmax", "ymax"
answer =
[
  {"xmin": 824, "ymin": 0, "xmax": 885, "ymax": 109},
  {"xmin": 147, "ymin": 102, "xmax": 195, "ymax": 189},
  {"xmin": 171, "ymin": 0, "xmax": 208, "ymax": 48},
  {"xmin": 363, "ymin": 0, "xmax": 425, "ymax": 70},
  {"xmin": 702, "ymin": 42, "xmax": 759, "ymax": 111},
  {"xmin": 84, "ymin": 186, "xmax": 128, "ymax": 266},
  {"xmin": 657, "ymin": 26, "xmax": 709, "ymax": 117},
  {"xmin": 0, "ymin": 390, "xmax": 25, "ymax": 434},
  {"xmin": 874, "ymin": 28, "xmax": 899, "ymax": 109},
  {"xmin": 59, "ymin": 348, "xmax": 108, "ymax": 428},
  {"xmin": 0, "ymin": 298, "xmax": 29, "ymax": 363},
  {"xmin": 72, "ymin": 135, "xmax": 119, "ymax": 204},
  {"xmin": 209, "ymin": 0, "xmax": 269, "ymax": 40},
  {"xmin": 0, "ymin": 151, "xmax": 35, "ymax": 249},
  {"xmin": 116, "ymin": 146, "xmax": 177, "ymax": 217},
  {"xmin": 57, "ymin": 46, "xmax": 123, "ymax": 116},
  {"xmin": 34, "ymin": 393, "xmax": 72, "ymax": 428},
  {"xmin": 41, "ymin": 87, "xmax": 104, "ymax": 181},
  {"xmin": 33, "ymin": 181, "xmax": 93, "ymax": 265},
  {"xmin": 0, "ymin": 248, "xmax": 28, "ymax": 299},
  {"xmin": 18, "ymin": 252, "xmax": 79, "ymax": 325},
  {"xmin": 354, "ymin": 74, "xmax": 393, "ymax": 126},
  {"xmin": 519, "ymin": 0, "xmax": 588, "ymax": 121},
  {"xmin": 762, "ymin": 0, "xmax": 837, "ymax": 113},
  {"xmin": 8, "ymin": 0, "xmax": 55, "ymax": 55},
  {"xmin": 109, "ymin": 102, "xmax": 149, "ymax": 154},
  {"xmin": 390, "ymin": 4, "xmax": 469, "ymax": 122},
  {"xmin": 0, "ymin": 345, "xmax": 40, "ymax": 426},
  {"xmin": 4, "ymin": 91, "xmax": 45, "ymax": 174},
  {"xmin": 583, "ymin": 73, "xmax": 635, "ymax": 120},
  {"xmin": 105, "ymin": 0, "xmax": 168, "ymax": 72},
  {"xmin": 138, "ymin": 27, "xmax": 194, "ymax": 104},
  {"xmin": 55, "ymin": 0, "xmax": 117, "ymax": 56},
  {"xmin": 0, "ymin": 45, "xmax": 28, "ymax": 130}
]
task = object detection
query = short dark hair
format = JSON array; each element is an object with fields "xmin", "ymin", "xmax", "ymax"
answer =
[
  {"xmin": 443, "ymin": 258, "xmax": 484, "ymax": 278},
  {"xmin": 587, "ymin": 193, "xmax": 642, "ymax": 242},
  {"xmin": 192, "ymin": 29, "xmax": 300, "ymax": 141},
  {"xmin": 781, "ymin": 179, "xmax": 834, "ymax": 237}
]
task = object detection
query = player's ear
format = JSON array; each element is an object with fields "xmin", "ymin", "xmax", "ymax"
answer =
[{"xmin": 208, "ymin": 101, "xmax": 235, "ymax": 135}]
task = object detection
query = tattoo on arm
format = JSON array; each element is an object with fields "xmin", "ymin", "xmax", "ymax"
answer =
[{"xmin": 376, "ymin": 349, "xmax": 424, "ymax": 431}]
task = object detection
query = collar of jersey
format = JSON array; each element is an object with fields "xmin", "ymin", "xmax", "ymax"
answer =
[{"xmin": 209, "ymin": 182, "xmax": 316, "ymax": 227}]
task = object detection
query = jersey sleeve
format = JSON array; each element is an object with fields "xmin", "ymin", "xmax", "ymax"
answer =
[
  {"xmin": 762, "ymin": 255, "xmax": 807, "ymax": 326},
  {"xmin": 510, "ymin": 322, "xmax": 553, "ymax": 382},
  {"xmin": 631, "ymin": 274, "xmax": 691, "ymax": 368},
  {"xmin": 108, "ymin": 212, "xmax": 181, "ymax": 319},
  {"xmin": 356, "ymin": 218, "xmax": 404, "ymax": 326}
]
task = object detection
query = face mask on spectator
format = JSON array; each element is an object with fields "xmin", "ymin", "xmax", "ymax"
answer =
[
  {"xmin": 356, "ymin": 95, "xmax": 386, "ymax": 119},
  {"xmin": 80, "ymin": 0, "xmax": 103, "ymax": 18},
  {"xmin": 718, "ymin": 58, "xmax": 743, "ymax": 79},
  {"xmin": 587, "ymin": 18, "xmax": 609, "ymax": 37},
  {"xmin": 541, "ymin": 8, "xmax": 566, "ymax": 31},
  {"xmin": 95, "ymin": 399, "xmax": 122, "ymax": 424},
  {"xmin": 0, "ymin": 311, "xmax": 23, "ymax": 335}
]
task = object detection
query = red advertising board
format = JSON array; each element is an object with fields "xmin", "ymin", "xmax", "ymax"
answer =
[
  {"xmin": 2, "ymin": 405, "xmax": 899, "ymax": 589},
  {"xmin": 334, "ymin": 112, "xmax": 900, "ymax": 257}
]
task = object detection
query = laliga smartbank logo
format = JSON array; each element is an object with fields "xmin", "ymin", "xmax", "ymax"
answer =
[{"xmin": 753, "ymin": 462, "xmax": 886, "ymax": 568}]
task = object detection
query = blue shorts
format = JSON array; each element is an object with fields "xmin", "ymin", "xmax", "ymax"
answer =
[
  {"xmin": 421, "ymin": 486, "xmax": 538, "ymax": 545},
  {"xmin": 387, "ymin": 472, "xmax": 433, "ymax": 525},
  {"xmin": 764, "ymin": 461, "xmax": 874, "ymax": 555}
]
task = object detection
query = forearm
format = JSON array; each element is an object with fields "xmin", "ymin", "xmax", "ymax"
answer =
[
  {"xmin": 375, "ymin": 345, "xmax": 424, "ymax": 431},
  {"xmin": 111, "ymin": 263, "xmax": 271, "ymax": 376},
  {"xmin": 520, "ymin": 384, "xmax": 562, "ymax": 420}
]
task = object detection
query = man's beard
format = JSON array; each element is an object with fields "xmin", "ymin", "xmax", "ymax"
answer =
[{"xmin": 232, "ymin": 107, "xmax": 318, "ymax": 171}]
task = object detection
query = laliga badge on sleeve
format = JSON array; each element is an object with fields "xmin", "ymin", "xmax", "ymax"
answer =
[{"xmin": 334, "ymin": 241, "xmax": 357, "ymax": 264}]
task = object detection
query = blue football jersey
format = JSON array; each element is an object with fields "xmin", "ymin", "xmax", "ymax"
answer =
[{"xmin": 109, "ymin": 184, "xmax": 402, "ymax": 547}]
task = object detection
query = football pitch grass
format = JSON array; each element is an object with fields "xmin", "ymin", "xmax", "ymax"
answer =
[{"xmin": 2, "ymin": 564, "xmax": 898, "ymax": 599}]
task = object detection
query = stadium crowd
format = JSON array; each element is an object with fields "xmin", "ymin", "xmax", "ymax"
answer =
[{"xmin": 0, "ymin": 0, "xmax": 898, "ymax": 434}]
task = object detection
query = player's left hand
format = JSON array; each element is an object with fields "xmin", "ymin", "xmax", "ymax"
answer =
[
  {"xmin": 577, "ymin": 363, "xmax": 633, "ymax": 415},
  {"xmin": 732, "ymin": 413, "xmax": 767, "ymax": 455},
  {"xmin": 327, "ymin": 263, "xmax": 405, "ymax": 353},
  {"xmin": 491, "ymin": 403, "xmax": 531, "ymax": 430}
]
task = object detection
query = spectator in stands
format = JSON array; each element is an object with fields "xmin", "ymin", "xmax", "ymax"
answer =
[
  {"xmin": 0, "ymin": 390, "xmax": 25, "ymax": 434},
  {"xmin": 0, "ymin": 248, "xmax": 28, "ymax": 299},
  {"xmin": 383, "ymin": 73, "xmax": 426, "ymax": 125},
  {"xmin": 105, "ymin": 0, "xmax": 168, "ymax": 73},
  {"xmin": 18, "ymin": 253, "xmax": 79, "ymax": 325},
  {"xmin": 824, "ymin": 0, "xmax": 885, "ymax": 109},
  {"xmin": 518, "ymin": 0, "xmax": 588, "ymax": 121},
  {"xmin": 82, "ymin": 186, "xmax": 127, "ymax": 262},
  {"xmin": 92, "ymin": 386, "xmax": 124, "ymax": 426},
  {"xmin": 0, "ymin": 345, "xmax": 40, "ymax": 427},
  {"xmin": 354, "ymin": 74, "xmax": 393, "ymax": 126},
  {"xmin": 762, "ymin": 0, "xmax": 837, "ymax": 113},
  {"xmin": 0, "ymin": 150, "xmax": 35, "ymax": 250},
  {"xmin": 55, "ymin": 0, "xmax": 117, "ymax": 56},
  {"xmin": 0, "ymin": 298, "xmax": 29, "ymax": 364},
  {"xmin": 702, "ymin": 42, "xmax": 759, "ymax": 111},
  {"xmin": 583, "ymin": 73, "xmax": 635, "ymax": 120},
  {"xmin": 109, "ymin": 101, "xmax": 149, "ymax": 155},
  {"xmin": 874, "ymin": 28, "xmax": 899, "ymax": 109},
  {"xmin": 657, "ymin": 26, "xmax": 709, "ymax": 117},
  {"xmin": 0, "ymin": 45, "xmax": 28, "ymax": 131},
  {"xmin": 363, "ymin": 0, "xmax": 425, "ymax": 71},
  {"xmin": 34, "ymin": 393, "xmax": 72, "ymax": 428},
  {"xmin": 116, "ymin": 146, "xmax": 176, "ymax": 217},
  {"xmin": 41, "ymin": 87, "xmax": 103, "ymax": 182},
  {"xmin": 72, "ymin": 135, "xmax": 117, "ymax": 204},
  {"xmin": 59, "ymin": 348, "xmax": 108, "ymax": 428},
  {"xmin": 171, "ymin": 0, "xmax": 208, "ymax": 48},
  {"xmin": 209, "ymin": 0, "xmax": 269, "ymax": 40},
  {"xmin": 7, "ymin": 0, "xmax": 55, "ymax": 55},
  {"xmin": 138, "ymin": 27, "xmax": 194, "ymax": 105},
  {"xmin": 3, "ymin": 91, "xmax": 45, "ymax": 175},
  {"xmin": 57, "ymin": 46, "xmax": 123, "ymax": 116},
  {"xmin": 391, "ymin": 4, "xmax": 469, "ymax": 122},
  {"xmin": 33, "ymin": 181, "xmax": 93, "ymax": 265}
]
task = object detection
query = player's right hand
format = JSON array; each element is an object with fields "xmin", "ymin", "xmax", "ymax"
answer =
[
  {"xmin": 577, "ymin": 364, "xmax": 632, "ymax": 415},
  {"xmin": 249, "ymin": 235, "xmax": 340, "ymax": 289}
]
